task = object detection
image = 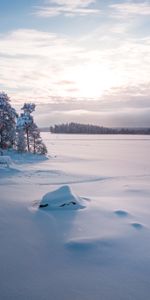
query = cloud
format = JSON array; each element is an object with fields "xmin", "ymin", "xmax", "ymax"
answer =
[
  {"xmin": 50, "ymin": 0, "xmax": 96, "ymax": 7},
  {"xmin": 0, "ymin": 28, "xmax": 150, "ymax": 92},
  {"xmin": 0, "ymin": 29, "xmax": 84, "ymax": 101},
  {"xmin": 34, "ymin": 104, "xmax": 150, "ymax": 128},
  {"xmin": 0, "ymin": 27, "xmax": 150, "ymax": 129},
  {"xmin": 30, "ymin": 81, "xmax": 150, "ymax": 127},
  {"xmin": 34, "ymin": 0, "xmax": 100, "ymax": 17},
  {"xmin": 110, "ymin": 2, "xmax": 150, "ymax": 17},
  {"xmin": 34, "ymin": 1, "xmax": 150, "ymax": 19},
  {"xmin": 0, "ymin": 1, "xmax": 150, "ymax": 127}
]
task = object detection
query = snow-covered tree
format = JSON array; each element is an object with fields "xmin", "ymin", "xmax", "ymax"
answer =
[
  {"xmin": 0, "ymin": 92, "xmax": 17, "ymax": 149},
  {"xmin": 17, "ymin": 103, "xmax": 34, "ymax": 152},
  {"xmin": 16, "ymin": 128, "xmax": 26, "ymax": 153},
  {"xmin": 17, "ymin": 103, "xmax": 47, "ymax": 154},
  {"xmin": 29, "ymin": 123, "xmax": 47, "ymax": 155}
]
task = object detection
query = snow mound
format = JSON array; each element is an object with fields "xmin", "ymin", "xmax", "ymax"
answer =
[
  {"xmin": 66, "ymin": 237, "xmax": 116, "ymax": 251},
  {"xmin": 131, "ymin": 222, "xmax": 143, "ymax": 230},
  {"xmin": 39, "ymin": 185, "xmax": 86, "ymax": 210},
  {"xmin": 114, "ymin": 210, "xmax": 129, "ymax": 217},
  {"xmin": 66, "ymin": 238, "xmax": 97, "ymax": 251}
]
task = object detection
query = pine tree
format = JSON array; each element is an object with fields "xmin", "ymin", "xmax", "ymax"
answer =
[
  {"xmin": 0, "ymin": 92, "xmax": 17, "ymax": 149},
  {"xmin": 28, "ymin": 122, "xmax": 47, "ymax": 154},
  {"xmin": 17, "ymin": 103, "xmax": 47, "ymax": 155}
]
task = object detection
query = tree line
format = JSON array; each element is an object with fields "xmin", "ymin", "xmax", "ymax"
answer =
[
  {"xmin": 0, "ymin": 92, "xmax": 47, "ymax": 154},
  {"xmin": 50, "ymin": 122, "xmax": 150, "ymax": 135}
]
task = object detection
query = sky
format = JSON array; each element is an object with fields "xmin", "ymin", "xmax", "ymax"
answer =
[{"xmin": 0, "ymin": 0, "xmax": 150, "ymax": 127}]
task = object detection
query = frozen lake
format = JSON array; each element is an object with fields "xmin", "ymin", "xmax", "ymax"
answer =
[
  {"xmin": 0, "ymin": 133, "xmax": 150, "ymax": 300},
  {"xmin": 44, "ymin": 133, "xmax": 150, "ymax": 176}
]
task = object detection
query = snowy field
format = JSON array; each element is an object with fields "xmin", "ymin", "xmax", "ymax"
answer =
[{"xmin": 0, "ymin": 133, "xmax": 150, "ymax": 300}]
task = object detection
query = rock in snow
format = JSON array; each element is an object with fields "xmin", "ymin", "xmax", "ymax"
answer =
[{"xmin": 39, "ymin": 185, "xmax": 86, "ymax": 210}]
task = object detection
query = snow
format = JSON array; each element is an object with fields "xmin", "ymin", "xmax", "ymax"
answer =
[
  {"xmin": 0, "ymin": 155, "xmax": 12, "ymax": 167},
  {"xmin": 39, "ymin": 185, "xmax": 86, "ymax": 210},
  {"xmin": 0, "ymin": 133, "xmax": 150, "ymax": 300}
]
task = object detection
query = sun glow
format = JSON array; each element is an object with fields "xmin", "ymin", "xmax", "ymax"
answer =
[{"xmin": 65, "ymin": 63, "xmax": 123, "ymax": 98}]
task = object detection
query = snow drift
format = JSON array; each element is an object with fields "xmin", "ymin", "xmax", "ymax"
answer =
[{"xmin": 39, "ymin": 185, "xmax": 86, "ymax": 210}]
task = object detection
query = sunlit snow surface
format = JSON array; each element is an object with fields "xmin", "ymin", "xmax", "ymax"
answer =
[{"xmin": 0, "ymin": 134, "xmax": 150, "ymax": 300}]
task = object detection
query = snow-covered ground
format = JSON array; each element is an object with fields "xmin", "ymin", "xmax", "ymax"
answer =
[{"xmin": 0, "ymin": 133, "xmax": 150, "ymax": 300}]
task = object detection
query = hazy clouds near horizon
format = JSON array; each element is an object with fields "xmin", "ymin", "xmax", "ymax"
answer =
[{"xmin": 31, "ymin": 98, "xmax": 150, "ymax": 128}]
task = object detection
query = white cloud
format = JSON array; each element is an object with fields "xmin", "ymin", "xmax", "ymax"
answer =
[
  {"xmin": 0, "ymin": 29, "xmax": 84, "ymax": 101},
  {"xmin": 34, "ymin": 0, "xmax": 100, "ymax": 17},
  {"xmin": 111, "ymin": 2, "xmax": 150, "ymax": 17},
  {"xmin": 50, "ymin": 0, "xmax": 96, "ymax": 8},
  {"xmin": 35, "ymin": 1, "xmax": 150, "ymax": 18}
]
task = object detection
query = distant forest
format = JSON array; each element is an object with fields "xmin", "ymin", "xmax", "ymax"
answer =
[{"xmin": 50, "ymin": 123, "xmax": 150, "ymax": 135}]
